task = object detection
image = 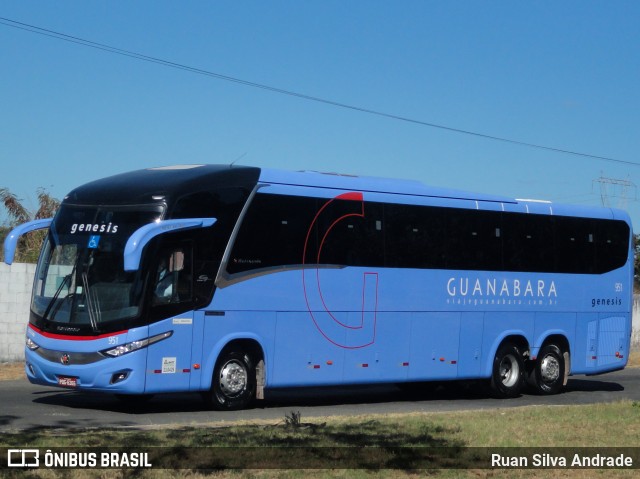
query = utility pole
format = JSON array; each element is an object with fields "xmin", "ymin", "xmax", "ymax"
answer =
[{"xmin": 593, "ymin": 174, "xmax": 637, "ymax": 210}]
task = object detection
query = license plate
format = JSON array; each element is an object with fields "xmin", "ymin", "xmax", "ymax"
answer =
[{"xmin": 57, "ymin": 376, "xmax": 78, "ymax": 388}]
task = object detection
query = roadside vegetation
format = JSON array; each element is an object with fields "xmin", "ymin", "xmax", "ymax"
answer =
[
  {"xmin": 0, "ymin": 187, "xmax": 59, "ymax": 263},
  {"xmin": 1, "ymin": 401, "xmax": 639, "ymax": 478}
]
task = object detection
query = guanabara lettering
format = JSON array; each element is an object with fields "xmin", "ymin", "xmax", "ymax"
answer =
[{"xmin": 447, "ymin": 277, "xmax": 558, "ymax": 298}]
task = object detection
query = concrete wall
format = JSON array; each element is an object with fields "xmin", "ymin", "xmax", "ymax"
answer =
[
  {"xmin": 1, "ymin": 262, "xmax": 640, "ymax": 362},
  {"xmin": 0, "ymin": 262, "xmax": 36, "ymax": 362}
]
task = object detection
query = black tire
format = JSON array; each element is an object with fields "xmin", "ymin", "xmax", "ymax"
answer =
[
  {"xmin": 490, "ymin": 342, "xmax": 525, "ymax": 398},
  {"xmin": 527, "ymin": 344, "xmax": 565, "ymax": 395},
  {"xmin": 205, "ymin": 349, "xmax": 256, "ymax": 411}
]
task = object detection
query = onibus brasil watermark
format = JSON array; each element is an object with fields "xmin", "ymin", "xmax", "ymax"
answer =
[{"xmin": 6, "ymin": 449, "xmax": 151, "ymax": 469}]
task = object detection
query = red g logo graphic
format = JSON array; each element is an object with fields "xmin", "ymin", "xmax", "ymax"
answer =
[{"xmin": 302, "ymin": 192, "xmax": 378, "ymax": 349}]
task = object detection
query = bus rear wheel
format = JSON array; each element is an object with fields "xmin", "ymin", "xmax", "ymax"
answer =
[
  {"xmin": 205, "ymin": 348, "xmax": 256, "ymax": 411},
  {"xmin": 527, "ymin": 344, "xmax": 565, "ymax": 395},
  {"xmin": 490, "ymin": 342, "xmax": 525, "ymax": 398}
]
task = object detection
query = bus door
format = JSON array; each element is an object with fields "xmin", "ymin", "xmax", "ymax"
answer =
[{"xmin": 145, "ymin": 244, "xmax": 197, "ymax": 393}]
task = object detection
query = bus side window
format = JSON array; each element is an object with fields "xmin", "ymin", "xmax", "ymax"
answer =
[{"xmin": 153, "ymin": 246, "xmax": 192, "ymax": 305}]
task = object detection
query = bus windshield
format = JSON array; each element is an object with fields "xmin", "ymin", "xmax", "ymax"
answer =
[{"xmin": 31, "ymin": 204, "xmax": 164, "ymax": 332}]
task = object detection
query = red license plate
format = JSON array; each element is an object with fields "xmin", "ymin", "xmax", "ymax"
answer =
[{"xmin": 57, "ymin": 376, "xmax": 78, "ymax": 388}]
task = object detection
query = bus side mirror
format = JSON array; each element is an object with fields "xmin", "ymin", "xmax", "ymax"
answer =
[
  {"xmin": 123, "ymin": 218, "xmax": 216, "ymax": 271},
  {"xmin": 3, "ymin": 218, "xmax": 53, "ymax": 265}
]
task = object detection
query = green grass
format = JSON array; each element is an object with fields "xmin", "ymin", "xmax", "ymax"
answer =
[
  {"xmin": 2, "ymin": 401, "xmax": 639, "ymax": 478},
  {"xmin": 6, "ymin": 402, "xmax": 639, "ymax": 448}
]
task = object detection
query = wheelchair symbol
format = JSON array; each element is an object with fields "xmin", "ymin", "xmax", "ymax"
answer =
[{"xmin": 88, "ymin": 235, "xmax": 100, "ymax": 249}]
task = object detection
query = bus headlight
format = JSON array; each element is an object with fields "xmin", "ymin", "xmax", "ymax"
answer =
[
  {"xmin": 101, "ymin": 331, "xmax": 173, "ymax": 358},
  {"xmin": 26, "ymin": 337, "xmax": 39, "ymax": 351}
]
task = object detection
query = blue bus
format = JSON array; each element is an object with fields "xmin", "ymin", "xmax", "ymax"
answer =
[{"xmin": 3, "ymin": 165, "xmax": 633, "ymax": 409}]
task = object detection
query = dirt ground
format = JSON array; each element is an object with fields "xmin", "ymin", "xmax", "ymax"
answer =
[{"xmin": 0, "ymin": 362, "xmax": 25, "ymax": 380}]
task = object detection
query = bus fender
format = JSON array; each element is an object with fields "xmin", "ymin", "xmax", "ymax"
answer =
[
  {"xmin": 482, "ymin": 330, "xmax": 530, "ymax": 378},
  {"xmin": 199, "ymin": 333, "xmax": 267, "ymax": 391},
  {"xmin": 530, "ymin": 329, "xmax": 569, "ymax": 361}
]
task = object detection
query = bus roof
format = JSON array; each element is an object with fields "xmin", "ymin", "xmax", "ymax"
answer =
[
  {"xmin": 60, "ymin": 164, "xmax": 630, "ymax": 224},
  {"xmin": 257, "ymin": 169, "xmax": 632, "ymax": 223},
  {"xmin": 63, "ymin": 164, "xmax": 260, "ymax": 205},
  {"xmin": 259, "ymin": 167, "xmax": 517, "ymax": 204}
]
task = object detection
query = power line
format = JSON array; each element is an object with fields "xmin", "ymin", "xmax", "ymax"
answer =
[{"xmin": 1, "ymin": 16, "xmax": 637, "ymax": 167}]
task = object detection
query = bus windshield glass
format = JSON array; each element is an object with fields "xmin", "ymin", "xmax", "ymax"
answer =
[{"xmin": 31, "ymin": 204, "xmax": 164, "ymax": 332}]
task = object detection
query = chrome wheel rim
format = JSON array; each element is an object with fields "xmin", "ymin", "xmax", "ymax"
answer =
[
  {"xmin": 499, "ymin": 354, "xmax": 519, "ymax": 387},
  {"xmin": 540, "ymin": 354, "xmax": 560, "ymax": 383},
  {"xmin": 219, "ymin": 360, "xmax": 247, "ymax": 396}
]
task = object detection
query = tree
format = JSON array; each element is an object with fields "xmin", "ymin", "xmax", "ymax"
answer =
[{"xmin": 0, "ymin": 187, "xmax": 60, "ymax": 263}]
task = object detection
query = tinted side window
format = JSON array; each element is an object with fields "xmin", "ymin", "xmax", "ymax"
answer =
[
  {"xmin": 170, "ymin": 188, "xmax": 250, "ymax": 304},
  {"xmin": 317, "ymin": 200, "xmax": 385, "ymax": 267},
  {"xmin": 503, "ymin": 213, "xmax": 555, "ymax": 273},
  {"xmin": 555, "ymin": 217, "xmax": 596, "ymax": 274},
  {"xmin": 446, "ymin": 209, "xmax": 503, "ymax": 271},
  {"xmin": 228, "ymin": 194, "xmax": 318, "ymax": 274},
  {"xmin": 595, "ymin": 220, "xmax": 630, "ymax": 273},
  {"xmin": 385, "ymin": 204, "xmax": 446, "ymax": 268},
  {"xmin": 147, "ymin": 238, "xmax": 195, "ymax": 322},
  {"xmin": 226, "ymin": 193, "xmax": 630, "ymax": 276}
]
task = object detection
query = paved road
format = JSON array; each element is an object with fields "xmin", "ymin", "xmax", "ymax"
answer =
[{"xmin": 1, "ymin": 368, "xmax": 638, "ymax": 432}]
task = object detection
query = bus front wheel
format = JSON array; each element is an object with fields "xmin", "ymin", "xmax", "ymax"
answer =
[
  {"xmin": 490, "ymin": 342, "xmax": 525, "ymax": 398},
  {"xmin": 527, "ymin": 344, "xmax": 565, "ymax": 395},
  {"xmin": 205, "ymin": 348, "xmax": 256, "ymax": 411}
]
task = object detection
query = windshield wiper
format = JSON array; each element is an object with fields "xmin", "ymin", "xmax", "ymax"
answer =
[
  {"xmin": 42, "ymin": 261, "xmax": 78, "ymax": 322},
  {"xmin": 41, "ymin": 273, "xmax": 70, "ymax": 322},
  {"xmin": 82, "ymin": 270, "xmax": 100, "ymax": 332}
]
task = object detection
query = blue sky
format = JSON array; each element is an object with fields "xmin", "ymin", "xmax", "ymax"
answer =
[{"xmin": 1, "ymin": 1, "xmax": 639, "ymax": 227}]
